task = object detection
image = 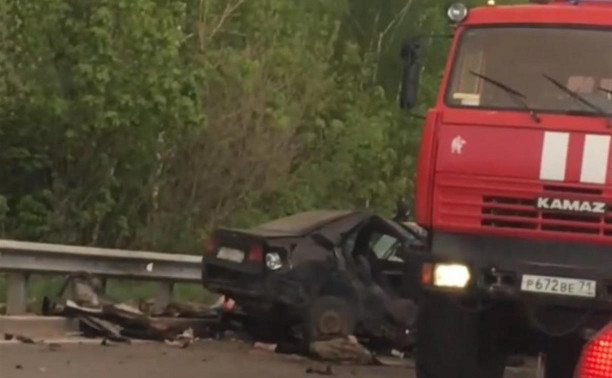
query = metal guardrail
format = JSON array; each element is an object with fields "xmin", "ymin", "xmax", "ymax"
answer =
[{"xmin": 0, "ymin": 239, "xmax": 202, "ymax": 315}]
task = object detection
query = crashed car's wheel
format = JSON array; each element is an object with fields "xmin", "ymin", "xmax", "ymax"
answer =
[
  {"xmin": 416, "ymin": 293, "xmax": 506, "ymax": 378},
  {"xmin": 305, "ymin": 296, "xmax": 357, "ymax": 342}
]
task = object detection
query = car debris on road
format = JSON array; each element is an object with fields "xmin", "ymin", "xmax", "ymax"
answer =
[
  {"xmin": 305, "ymin": 364, "xmax": 334, "ymax": 375},
  {"xmin": 253, "ymin": 335, "xmax": 374, "ymax": 365},
  {"xmin": 4, "ymin": 333, "xmax": 35, "ymax": 344},
  {"xmin": 38, "ymin": 272, "xmax": 224, "ymax": 346},
  {"xmin": 309, "ymin": 335, "xmax": 373, "ymax": 364}
]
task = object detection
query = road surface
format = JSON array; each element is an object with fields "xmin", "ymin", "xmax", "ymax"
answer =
[{"xmin": 0, "ymin": 339, "xmax": 537, "ymax": 378}]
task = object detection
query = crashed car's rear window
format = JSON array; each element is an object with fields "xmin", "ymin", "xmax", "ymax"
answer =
[{"xmin": 251, "ymin": 210, "xmax": 354, "ymax": 236}]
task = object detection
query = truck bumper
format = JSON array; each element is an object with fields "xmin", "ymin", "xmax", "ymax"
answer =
[{"xmin": 424, "ymin": 232, "xmax": 612, "ymax": 311}]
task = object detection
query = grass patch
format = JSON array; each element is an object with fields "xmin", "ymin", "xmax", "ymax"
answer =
[
  {"xmin": 0, "ymin": 273, "xmax": 217, "ymax": 314},
  {"xmin": 174, "ymin": 283, "xmax": 218, "ymax": 304},
  {"xmin": 0, "ymin": 274, "xmax": 66, "ymax": 313},
  {"xmin": 104, "ymin": 280, "xmax": 217, "ymax": 304}
]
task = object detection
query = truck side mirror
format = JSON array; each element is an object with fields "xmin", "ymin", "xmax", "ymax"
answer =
[
  {"xmin": 393, "ymin": 198, "xmax": 411, "ymax": 223},
  {"xmin": 399, "ymin": 39, "xmax": 423, "ymax": 110}
]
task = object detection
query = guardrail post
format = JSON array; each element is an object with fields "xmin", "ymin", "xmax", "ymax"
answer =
[
  {"xmin": 7, "ymin": 272, "xmax": 28, "ymax": 315},
  {"xmin": 99, "ymin": 277, "xmax": 107, "ymax": 295},
  {"xmin": 154, "ymin": 282, "xmax": 173, "ymax": 314}
]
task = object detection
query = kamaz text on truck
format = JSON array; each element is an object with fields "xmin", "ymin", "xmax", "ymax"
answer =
[{"xmin": 400, "ymin": 1, "xmax": 612, "ymax": 377}]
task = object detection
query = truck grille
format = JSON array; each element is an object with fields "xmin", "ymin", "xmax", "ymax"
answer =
[
  {"xmin": 482, "ymin": 196, "xmax": 538, "ymax": 230},
  {"xmin": 481, "ymin": 185, "xmax": 610, "ymax": 236}
]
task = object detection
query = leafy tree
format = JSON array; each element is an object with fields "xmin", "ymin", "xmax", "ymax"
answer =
[
  {"xmin": 0, "ymin": 0, "xmax": 196, "ymax": 246},
  {"xmin": 0, "ymin": 0, "xmax": 524, "ymax": 252}
]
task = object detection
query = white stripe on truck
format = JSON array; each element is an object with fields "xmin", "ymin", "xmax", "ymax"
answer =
[
  {"xmin": 540, "ymin": 131, "xmax": 569, "ymax": 181},
  {"xmin": 580, "ymin": 134, "xmax": 611, "ymax": 184}
]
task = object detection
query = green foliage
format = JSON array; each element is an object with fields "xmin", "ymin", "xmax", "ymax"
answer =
[
  {"xmin": 1, "ymin": 0, "xmax": 197, "ymax": 247},
  {"xmin": 0, "ymin": 0, "xmax": 524, "ymax": 253},
  {"xmin": 105, "ymin": 280, "xmax": 216, "ymax": 304}
]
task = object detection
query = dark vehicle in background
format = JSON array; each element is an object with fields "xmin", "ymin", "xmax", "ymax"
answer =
[
  {"xmin": 201, "ymin": 210, "xmax": 423, "ymax": 345},
  {"xmin": 574, "ymin": 320, "xmax": 612, "ymax": 377}
]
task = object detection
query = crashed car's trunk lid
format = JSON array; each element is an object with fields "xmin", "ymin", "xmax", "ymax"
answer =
[
  {"xmin": 249, "ymin": 210, "xmax": 355, "ymax": 238},
  {"xmin": 206, "ymin": 229, "xmax": 268, "ymax": 273},
  {"xmin": 202, "ymin": 229, "xmax": 271, "ymax": 301}
]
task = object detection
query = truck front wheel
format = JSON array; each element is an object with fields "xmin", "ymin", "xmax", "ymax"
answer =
[{"xmin": 416, "ymin": 293, "xmax": 506, "ymax": 378}]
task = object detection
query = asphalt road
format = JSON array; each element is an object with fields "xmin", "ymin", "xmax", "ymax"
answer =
[{"xmin": 0, "ymin": 340, "xmax": 537, "ymax": 378}]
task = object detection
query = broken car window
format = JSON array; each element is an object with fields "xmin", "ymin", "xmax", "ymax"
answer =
[{"xmin": 369, "ymin": 233, "xmax": 403, "ymax": 262}]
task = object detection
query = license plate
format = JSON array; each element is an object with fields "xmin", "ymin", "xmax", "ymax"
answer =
[
  {"xmin": 521, "ymin": 274, "xmax": 596, "ymax": 298},
  {"xmin": 216, "ymin": 247, "xmax": 245, "ymax": 263}
]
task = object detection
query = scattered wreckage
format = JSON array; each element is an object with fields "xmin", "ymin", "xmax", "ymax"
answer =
[
  {"xmin": 38, "ymin": 272, "xmax": 225, "ymax": 346},
  {"xmin": 202, "ymin": 210, "xmax": 425, "ymax": 349},
  {"xmin": 23, "ymin": 269, "xmax": 413, "ymax": 365},
  {"xmin": 0, "ymin": 209, "xmax": 426, "ymax": 366}
]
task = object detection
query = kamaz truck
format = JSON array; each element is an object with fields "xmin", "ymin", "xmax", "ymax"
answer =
[{"xmin": 400, "ymin": 1, "xmax": 612, "ymax": 377}]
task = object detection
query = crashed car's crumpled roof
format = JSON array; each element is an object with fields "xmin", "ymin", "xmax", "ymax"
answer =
[{"xmin": 249, "ymin": 210, "xmax": 358, "ymax": 237}]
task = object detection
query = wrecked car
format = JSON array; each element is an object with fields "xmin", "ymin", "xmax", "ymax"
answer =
[{"xmin": 201, "ymin": 210, "xmax": 423, "ymax": 346}]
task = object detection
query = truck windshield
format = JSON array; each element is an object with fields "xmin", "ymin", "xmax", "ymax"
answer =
[{"xmin": 446, "ymin": 27, "xmax": 612, "ymax": 116}]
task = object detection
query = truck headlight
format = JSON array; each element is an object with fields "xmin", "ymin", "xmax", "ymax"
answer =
[
  {"xmin": 265, "ymin": 253, "xmax": 283, "ymax": 271},
  {"xmin": 433, "ymin": 263, "xmax": 471, "ymax": 288}
]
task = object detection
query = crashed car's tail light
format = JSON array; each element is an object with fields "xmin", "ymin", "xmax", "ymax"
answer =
[
  {"xmin": 204, "ymin": 236, "xmax": 217, "ymax": 254},
  {"xmin": 248, "ymin": 244, "xmax": 264, "ymax": 262},
  {"xmin": 575, "ymin": 323, "xmax": 612, "ymax": 378}
]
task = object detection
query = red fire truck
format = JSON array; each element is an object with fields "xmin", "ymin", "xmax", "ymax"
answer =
[{"xmin": 400, "ymin": 1, "xmax": 612, "ymax": 377}]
